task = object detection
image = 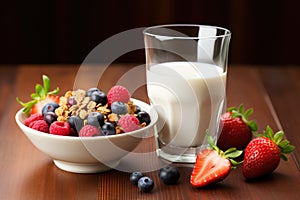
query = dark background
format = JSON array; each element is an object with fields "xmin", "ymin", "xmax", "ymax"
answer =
[{"xmin": 1, "ymin": 0, "xmax": 300, "ymax": 65}]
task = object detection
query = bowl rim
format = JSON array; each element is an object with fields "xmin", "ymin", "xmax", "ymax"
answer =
[{"xmin": 15, "ymin": 98, "xmax": 158, "ymax": 141}]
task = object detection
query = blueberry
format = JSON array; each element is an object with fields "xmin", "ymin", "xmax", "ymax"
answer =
[
  {"xmin": 111, "ymin": 101, "xmax": 128, "ymax": 115},
  {"xmin": 43, "ymin": 112, "xmax": 57, "ymax": 125},
  {"xmin": 134, "ymin": 105, "xmax": 141, "ymax": 114},
  {"xmin": 136, "ymin": 111, "xmax": 151, "ymax": 125},
  {"xmin": 87, "ymin": 112, "xmax": 105, "ymax": 127},
  {"xmin": 138, "ymin": 176, "xmax": 154, "ymax": 193},
  {"xmin": 102, "ymin": 122, "xmax": 116, "ymax": 135},
  {"xmin": 42, "ymin": 102, "xmax": 59, "ymax": 116},
  {"xmin": 68, "ymin": 116, "xmax": 84, "ymax": 133},
  {"xmin": 86, "ymin": 87, "xmax": 101, "ymax": 97},
  {"xmin": 90, "ymin": 91, "xmax": 107, "ymax": 105},
  {"xmin": 159, "ymin": 166, "xmax": 180, "ymax": 185},
  {"xmin": 129, "ymin": 172, "xmax": 144, "ymax": 185}
]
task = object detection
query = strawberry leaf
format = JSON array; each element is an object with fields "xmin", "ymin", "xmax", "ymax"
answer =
[
  {"xmin": 43, "ymin": 75, "xmax": 50, "ymax": 94},
  {"xmin": 228, "ymin": 104, "xmax": 258, "ymax": 132},
  {"xmin": 274, "ymin": 131, "xmax": 284, "ymax": 144},
  {"xmin": 225, "ymin": 149, "xmax": 243, "ymax": 158},
  {"xmin": 243, "ymin": 108, "xmax": 253, "ymax": 119},
  {"xmin": 48, "ymin": 87, "xmax": 59, "ymax": 95},
  {"xmin": 248, "ymin": 120, "xmax": 258, "ymax": 132},
  {"xmin": 229, "ymin": 159, "xmax": 243, "ymax": 166},
  {"xmin": 258, "ymin": 126, "xmax": 295, "ymax": 161},
  {"xmin": 280, "ymin": 144, "xmax": 295, "ymax": 154},
  {"xmin": 35, "ymin": 84, "xmax": 44, "ymax": 98}
]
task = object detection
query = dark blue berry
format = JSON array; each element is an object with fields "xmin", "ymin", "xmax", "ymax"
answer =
[
  {"xmin": 136, "ymin": 111, "xmax": 151, "ymax": 125},
  {"xmin": 138, "ymin": 176, "xmax": 154, "ymax": 193},
  {"xmin": 90, "ymin": 91, "xmax": 107, "ymax": 105},
  {"xmin": 111, "ymin": 101, "xmax": 128, "ymax": 115},
  {"xmin": 43, "ymin": 112, "xmax": 57, "ymax": 125},
  {"xmin": 159, "ymin": 166, "xmax": 180, "ymax": 185},
  {"xmin": 129, "ymin": 172, "xmax": 144, "ymax": 185},
  {"xmin": 86, "ymin": 87, "xmax": 101, "ymax": 97},
  {"xmin": 134, "ymin": 105, "xmax": 141, "ymax": 114},
  {"xmin": 87, "ymin": 112, "xmax": 105, "ymax": 127},
  {"xmin": 42, "ymin": 102, "xmax": 59, "ymax": 116},
  {"xmin": 102, "ymin": 122, "xmax": 116, "ymax": 135},
  {"xmin": 68, "ymin": 116, "xmax": 84, "ymax": 133}
]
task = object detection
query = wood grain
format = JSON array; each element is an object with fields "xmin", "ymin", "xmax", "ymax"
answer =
[{"xmin": 0, "ymin": 64, "xmax": 299, "ymax": 200}]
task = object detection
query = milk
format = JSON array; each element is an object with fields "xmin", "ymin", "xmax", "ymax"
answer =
[{"xmin": 146, "ymin": 62, "xmax": 226, "ymax": 148}]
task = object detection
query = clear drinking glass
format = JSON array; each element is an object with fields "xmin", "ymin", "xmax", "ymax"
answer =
[{"xmin": 143, "ymin": 24, "xmax": 231, "ymax": 163}]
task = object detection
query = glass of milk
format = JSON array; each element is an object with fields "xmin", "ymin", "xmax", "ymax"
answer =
[{"xmin": 143, "ymin": 25, "xmax": 231, "ymax": 163}]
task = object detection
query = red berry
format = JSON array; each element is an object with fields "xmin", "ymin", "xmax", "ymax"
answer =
[
  {"xmin": 118, "ymin": 115, "xmax": 140, "ymax": 132},
  {"xmin": 25, "ymin": 113, "xmax": 44, "ymax": 127},
  {"xmin": 217, "ymin": 105, "xmax": 257, "ymax": 150},
  {"xmin": 30, "ymin": 120, "xmax": 49, "ymax": 133},
  {"xmin": 242, "ymin": 137, "xmax": 280, "ymax": 179},
  {"xmin": 78, "ymin": 125, "xmax": 103, "ymax": 137},
  {"xmin": 107, "ymin": 85, "xmax": 130, "ymax": 105},
  {"xmin": 217, "ymin": 112, "xmax": 252, "ymax": 150},
  {"xmin": 242, "ymin": 126, "xmax": 295, "ymax": 180},
  {"xmin": 49, "ymin": 121, "xmax": 72, "ymax": 136}
]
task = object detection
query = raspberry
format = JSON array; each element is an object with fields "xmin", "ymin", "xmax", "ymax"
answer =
[
  {"xmin": 78, "ymin": 125, "xmax": 103, "ymax": 137},
  {"xmin": 49, "ymin": 121, "xmax": 72, "ymax": 136},
  {"xmin": 118, "ymin": 115, "xmax": 141, "ymax": 132},
  {"xmin": 107, "ymin": 85, "xmax": 130, "ymax": 105},
  {"xmin": 30, "ymin": 120, "xmax": 49, "ymax": 133},
  {"xmin": 25, "ymin": 113, "xmax": 44, "ymax": 127}
]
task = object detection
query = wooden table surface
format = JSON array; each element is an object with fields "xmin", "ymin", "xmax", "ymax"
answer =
[{"xmin": 0, "ymin": 64, "xmax": 299, "ymax": 200}]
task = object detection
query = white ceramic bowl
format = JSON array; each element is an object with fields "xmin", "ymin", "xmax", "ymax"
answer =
[{"xmin": 15, "ymin": 98, "xmax": 158, "ymax": 173}]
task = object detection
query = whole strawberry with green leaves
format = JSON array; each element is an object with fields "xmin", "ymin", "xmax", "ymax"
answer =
[
  {"xmin": 217, "ymin": 105, "xmax": 257, "ymax": 150},
  {"xmin": 242, "ymin": 126, "xmax": 295, "ymax": 180}
]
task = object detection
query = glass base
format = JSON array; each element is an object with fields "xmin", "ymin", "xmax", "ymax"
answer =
[
  {"xmin": 156, "ymin": 149, "xmax": 196, "ymax": 163},
  {"xmin": 155, "ymin": 138, "xmax": 206, "ymax": 163}
]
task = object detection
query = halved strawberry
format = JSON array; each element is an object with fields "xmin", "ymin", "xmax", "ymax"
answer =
[
  {"xmin": 190, "ymin": 135, "xmax": 243, "ymax": 188},
  {"xmin": 30, "ymin": 94, "xmax": 60, "ymax": 115},
  {"xmin": 16, "ymin": 75, "xmax": 60, "ymax": 115}
]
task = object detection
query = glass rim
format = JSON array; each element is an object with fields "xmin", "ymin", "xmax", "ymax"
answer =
[{"xmin": 143, "ymin": 24, "xmax": 231, "ymax": 40}]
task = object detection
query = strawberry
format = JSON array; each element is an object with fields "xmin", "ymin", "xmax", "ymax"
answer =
[
  {"xmin": 190, "ymin": 135, "xmax": 243, "ymax": 188},
  {"xmin": 16, "ymin": 75, "xmax": 60, "ymax": 115},
  {"xmin": 242, "ymin": 126, "xmax": 295, "ymax": 180},
  {"xmin": 217, "ymin": 104, "xmax": 257, "ymax": 150}
]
